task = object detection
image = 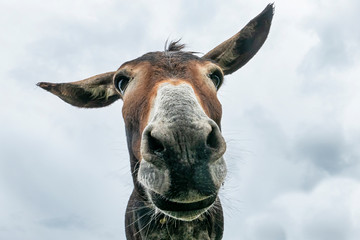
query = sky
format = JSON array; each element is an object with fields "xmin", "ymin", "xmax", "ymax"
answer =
[{"xmin": 1, "ymin": 0, "xmax": 360, "ymax": 239}]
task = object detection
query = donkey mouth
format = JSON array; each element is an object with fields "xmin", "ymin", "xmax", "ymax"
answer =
[{"xmin": 149, "ymin": 191, "xmax": 216, "ymax": 220}]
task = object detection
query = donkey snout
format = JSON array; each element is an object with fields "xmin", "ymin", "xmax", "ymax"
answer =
[{"xmin": 141, "ymin": 120, "xmax": 226, "ymax": 164}]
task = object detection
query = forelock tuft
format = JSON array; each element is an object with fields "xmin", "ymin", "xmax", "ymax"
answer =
[{"xmin": 165, "ymin": 39, "xmax": 186, "ymax": 52}]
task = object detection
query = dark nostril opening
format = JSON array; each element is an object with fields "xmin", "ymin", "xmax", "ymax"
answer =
[
  {"xmin": 206, "ymin": 126, "xmax": 220, "ymax": 150},
  {"xmin": 147, "ymin": 132, "xmax": 165, "ymax": 155}
]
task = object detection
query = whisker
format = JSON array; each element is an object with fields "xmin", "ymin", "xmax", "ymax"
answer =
[
  {"xmin": 166, "ymin": 215, "xmax": 175, "ymax": 240},
  {"xmin": 134, "ymin": 209, "xmax": 156, "ymax": 236},
  {"xmin": 144, "ymin": 211, "xmax": 156, "ymax": 239},
  {"xmin": 126, "ymin": 205, "xmax": 151, "ymax": 214},
  {"xmin": 126, "ymin": 207, "xmax": 152, "ymax": 229}
]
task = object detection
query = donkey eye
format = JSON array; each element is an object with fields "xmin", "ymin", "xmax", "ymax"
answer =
[
  {"xmin": 209, "ymin": 70, "xmax": 223, "ymax": 89},
  {"xmin": 115, "ymin": 75, "xmax": 130, "ymax": 94}
]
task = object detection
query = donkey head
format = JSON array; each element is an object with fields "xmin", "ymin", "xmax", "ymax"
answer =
[{"xmin": 38, "ymin": 4, "xmax": 273, "ymax": 224}]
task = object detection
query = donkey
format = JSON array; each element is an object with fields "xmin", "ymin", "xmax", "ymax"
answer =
[{"xmin": 38, "ymin": 4, "xmax": 273, "ymax": 240}]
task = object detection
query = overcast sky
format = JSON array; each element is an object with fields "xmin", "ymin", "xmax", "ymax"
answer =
[{"xmin": 1, "ymin": 0, "xmax": 360, "ymax": 239}]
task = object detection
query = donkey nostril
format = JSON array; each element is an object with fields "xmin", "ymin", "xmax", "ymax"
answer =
[
  {"xmin": 206, "ymin": 126, "xmax": 220, "ymax": 150},
  {"xmin": 148, "ymin": 133, "xmax": 165, "ymax": 155},
  {"xmin": 205, "ymin": 124, "xmax": 226, "ymax": 161}
]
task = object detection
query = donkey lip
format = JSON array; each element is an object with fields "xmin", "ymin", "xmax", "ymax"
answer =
[{"xmin": 149, "ymin": 191, "xmax": 216, "ymax": 212}]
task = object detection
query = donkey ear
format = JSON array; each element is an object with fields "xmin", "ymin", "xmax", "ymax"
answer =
[
  {"xmin": 37, "ymin": 71, "xmax": 120, "ymax": 108},
  {"xmin": 203, "ymin": 4, "xmax": 274, "ymax": 75}
]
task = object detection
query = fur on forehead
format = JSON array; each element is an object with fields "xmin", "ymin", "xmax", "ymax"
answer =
[{"xmin": 118, "ymin": 41, "xmax": 210, "ymax": 75}]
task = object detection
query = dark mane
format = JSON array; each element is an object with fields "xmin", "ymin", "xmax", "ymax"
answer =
[{"xmin": 165, "ymin": 39, "xmax": 186, "ymax": 52}]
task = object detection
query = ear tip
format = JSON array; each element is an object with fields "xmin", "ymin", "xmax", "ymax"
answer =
[
  {"xmin": 37, "ymin": 82, "xmax": 53, "ymax": 91},
  {"xmin": 267, "ymin": 3, "xmax": 275, "ymax": 11},
  {"xmin": 263, "ymin": 3, "xmax": 275, "ymax": 17},
  {"xmin": 36, "ymin": 82, "xmax": 46, "ymax": 88},
  {"xmin": 252, "ymin": 3, "xmax": 274, "ymax": 28}
]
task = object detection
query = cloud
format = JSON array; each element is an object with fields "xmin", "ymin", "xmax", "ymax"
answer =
[
  {"xmin": 240, "ymin": 178, "xmax": 360, "ymax": 240},
  {"xmin": 245, "ymin": 217, "xmax": 287, "ymax": 240},
  {"xmin": 278, "ymin": 178, "xmax": 360, "ymax": 240},
  {"xmin": 39, "ymin": 215, "xmax": 88, "ymax": 230},
  {"xmin": 299, "ymin": 0, "xmax": 360, "ymax": 74},
  {"xmin": 293, "ymin": 125, "xmax": 352, "ymax": 174}
]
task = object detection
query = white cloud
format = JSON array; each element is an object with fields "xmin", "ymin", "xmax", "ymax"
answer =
[
  {"xmin": 229, "ymin": 178, "xmax": 360, "ymax": 240},
  {"xmin": 276, "ymin": 178, "xmax": 360, "ymax": 240}
]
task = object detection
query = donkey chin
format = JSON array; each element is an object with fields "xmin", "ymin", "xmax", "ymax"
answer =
[{"xmin": 138, "ymin": 154, "xmax": 227, "ymax": 221}]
